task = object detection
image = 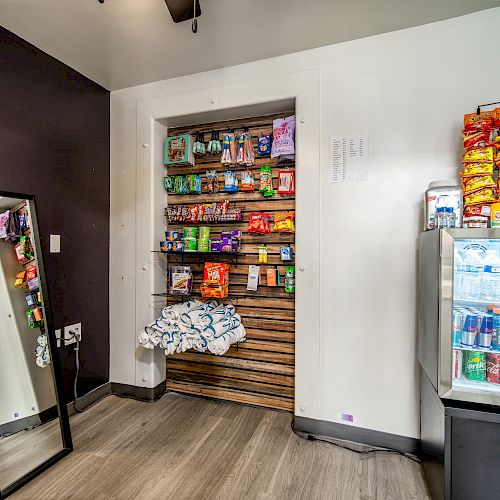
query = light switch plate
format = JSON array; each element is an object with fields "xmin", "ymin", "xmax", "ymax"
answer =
[{"xmin": 50, "ymin": 234, "xmax": 60, "ymax": 253}]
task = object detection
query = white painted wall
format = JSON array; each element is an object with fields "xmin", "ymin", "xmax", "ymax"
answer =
[{"xmin": 110, "ymin": 8, "xmax": 500, "ymax": 439}]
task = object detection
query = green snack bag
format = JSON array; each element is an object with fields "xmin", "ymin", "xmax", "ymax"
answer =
[
  {"xmin": 164, "ymin": 176, "xmax": 174, "ymax": 193},
  {"xmin": 259, "ymin": 166, "xmax": 275, "ymax": 197},
  {"xmin": 285, "ymin": 266, "xmax": 295, "ymax": 294}
]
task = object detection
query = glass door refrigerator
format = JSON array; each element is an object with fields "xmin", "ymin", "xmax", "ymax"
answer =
[{"xmin": 419, "ymin": 228, "xmax": 500, "ymax": 500}]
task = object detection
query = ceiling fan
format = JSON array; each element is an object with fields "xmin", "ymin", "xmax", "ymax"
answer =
[{"xmin": 98, "ymin": 0, "xmax": 201, "ymax": 32}]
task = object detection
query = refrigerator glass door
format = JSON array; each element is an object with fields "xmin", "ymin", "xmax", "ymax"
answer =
[{"xmin": 450, "ymin": 236, "xmax": 500, "ymax": 402}]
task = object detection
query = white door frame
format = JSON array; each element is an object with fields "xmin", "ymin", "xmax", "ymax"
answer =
[{"xmin": 133, "ymin": 69, "xmax": 321, "ymax": 418}]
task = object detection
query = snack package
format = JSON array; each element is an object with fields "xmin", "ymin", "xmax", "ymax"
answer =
[
  {"xmin": 236, "ymin": 131, "xmax": 254, "ymax": 166},
  {"xmin": 277, "ymin": 169, "xmax": 295, "ymax": 195},
  {"xmin": 33, "ymin": 307, "xmax": 43, "ymax": 322},
  {"xmin": 247, "ymin": 265, "xmax": 260, "ymax": 291},
  {"xmin": 280, "ymin": 245, "xmax": 294, "ymax": 261},
  {"xmin": 200, "ymin": 262, "xmax": 230, "ymax": 299},
  {"xmin": 258, "ymin": 244, "xmax": 268, "ymax": 264},
  {"xmin": 169, "ymin": 265, "xmax": 193, "ymax": 295},
  {"xmin": 271, "ymin": 115, "xmax": 295, "ymax": 160},
  {"xmin": 463, "ymin": 131, "xmax": 492, "ymax": 150},
  {"xmin": 241, "ymin": 170, "xmax": 255, "ymax": 191},
  {"xmin": 15, "ymin": 271, "xmax": 26, "ymax": 288},
  {"xmin": 461, "ymin": 163, "xmax": 495, "ymax": 177},
  {"xmin": 224, "ymin": 171, "xmax": 238, "ymax": 192},
  {"xmin": 258, "ymin": 134, "xmax": 272, "ymax": 156},
  {"xmin": 462, "ymin": 175, "xmax": 496, "ymax": 195},
  {"xmin": 273, "ymin": 211, "xmax": 296, "ymax": 233},
  {"xmin": 463, "ymin": 109, "xmax": 499, "ymax": 133},
  {"xmin": 285, "ymin": 266, "xmax": 295, "ymax": 294},
  {"xmin": 26, "ymin": 265, "xmax": 37, "ymax": 281},
  {"xmin": 164, "ymin": 134, "xmax": 194, "ymax": 166},
  {"xmin": 28, "ymin": 277, "xmax": 39, "ymax": 291},
  {"xmin": 463, "ymin": 147, "xmax": 495, "ymax": 163},
  {"xmin": 205, "ymin": 170, "xmax": 219, "ymax": 193},
  {"xmin": 221, "ymin": 133, "xmax": 236, "ymax": 165},
  {"xmin": 266, "ymin": 268, "xmax": 280, "ymax": 287},
  {"xmin": 248, "ymin": 213, "xmax": 271, "ymax": 234},
  {"xmin": 26, "ymin": 309, "xmax": 37, "ymax": 329},
  {"xmin": 187, "ymin": 174, "xmax": 202, "ymax": 194},
  {"xmin": 259, "ymin": 166, "xmax": 275, "ymax": 197},
  {"xmin": 464, "ymin": 188, "xmax": 497, "ymax": 206},
  {"xmin": 164, "ymin": 176, "xmax": 175, "ymax": 193},
  {"xmin": 463, "ymin": 204, "xmax": 492, "ymax": 219},
  {"xmin": 174, "ymin": 176, "xmax": 189, "ymax": 194}
]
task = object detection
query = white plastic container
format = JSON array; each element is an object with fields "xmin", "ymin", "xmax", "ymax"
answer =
[{"xmin": 424, "ymin": 180, "xmax": 462, "ymax": 230}]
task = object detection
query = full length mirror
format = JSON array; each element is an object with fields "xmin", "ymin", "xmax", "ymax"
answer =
[{"xmin": 0, "ymin": 192, "xmax": 72, "ymax": 498}]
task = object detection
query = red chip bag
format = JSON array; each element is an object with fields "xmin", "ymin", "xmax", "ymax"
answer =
[
  {"xmin": 248, "ymin": 213, "xmax": 271, "ymax": 234},
  {"xmin": 463, "ymin": 131, "xmax": 492, "ymax": 150}
]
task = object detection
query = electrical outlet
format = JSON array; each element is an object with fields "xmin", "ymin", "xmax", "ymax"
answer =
[
  {"xmin": 64, "ymin": 323, "xmax": 82, "ymax": 346},
  {"xmin": 55, "ymin": 329, "xmax": 62, "ymax": 348}
]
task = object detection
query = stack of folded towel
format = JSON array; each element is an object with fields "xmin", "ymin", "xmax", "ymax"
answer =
[{"xmin": 138, "ymin": 299, "xmax": 246, "ymax": 356}]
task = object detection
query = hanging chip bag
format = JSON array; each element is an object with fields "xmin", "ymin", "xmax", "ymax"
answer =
[
  {"xmin": 277, "ymin": 169, "xmax": 295, "ymax": 195},
  {"xmin": 273, "ymin": 211, "xmax": 295, "ymax": 233}
]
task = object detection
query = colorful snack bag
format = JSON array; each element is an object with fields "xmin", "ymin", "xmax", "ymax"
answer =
[
  {"xmin": 15, "ymin": 271, "xmax": 26, "ymax": 288},
  {"xmin": 285, "ymin": 266, "xmax": 295, "ymax": 294},
  {"xmin": 462, "ymin": 175, "xmax": 496, "ymax": 195},
  {"xmin": 236, "ymin": 131, "xmax": 255, "ymax": 166},
  {"xmin": 273, "ymin": 212, "xmax": 296, "ymax": 233},
  {"xmin": 259, "ymin": 166, "xmax": 275, "ymax": 197},
  {"xmin": 164, "ymin": 176, "xmax": 175, "ymax": 193},
  {"xmin": 258, "ymin": 244, "xmax": 268, "ymax": 264},
  {"xmin": 258, "ymin": 134, "xmax": 272, "ymax": 155},
  {"xmin": 277, "ymin": 169, "xmax": 295, "ymax": 195},
  {"xmin": 205, "ymin": 170, "xmax": 219, "ymax": 193},
  {"xmin": 271, "ymin": 115, "xmax": 296, "ymax": 160},
  {"xmin": 187, "ymin": 175, "xmax": 202, "ymax": 194},
  {"xmin": 241, "ymin": 170, "xmax": 255, "ymax": 191},
  {"xmin": 463, "ymin": 109, "xmax": 498, "ymax": 132},
  {"xmin": 26, "ymin": 265, "xmax": 37, "ymax": 281},
  {"xmin": 169, "ymin": 265, "xmax": 193, "ymax": 295},
  {"xmin": 461, "ymin": 163, "xmax": 495, "ymax": 177},
  {"xmin": 464, "ymin": 188, "xmax": 497, "ymax": 206},
  {"xmin": 221, "ymin": 133, "xmax": 236, "ymax": 165},
  {"xmin": 463, "ymin": 147, "xmax": 495, "ymax": 163},
  {"xmin": 224, "ymin": 171, "xmax": 238, "ymax": 192},
  {"xmin": 463, "ymin": 204, "xmax": 492, "ymax": 219},
  {"xmin": 248, "ymin": 213, "xmax": 271, "ymax": 234},
  {"xmin": 463, "ymin": 131, "xmax": 492, "ymax": 150},
  {"xmin": 200, "ymin": 262, "xmax": 230, "ymax": 298}
]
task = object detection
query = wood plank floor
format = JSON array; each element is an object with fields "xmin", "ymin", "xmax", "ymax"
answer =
[{"xmin": 11, "ymin": 394, "xmax": 429, "ymax": 500}]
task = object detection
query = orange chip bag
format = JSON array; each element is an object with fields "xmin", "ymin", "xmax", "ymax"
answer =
[
  {"xmin": 463, "ymin": 109, "xmax": 497, "ymax": 132},
  {"xmin": 273, "ymin": 211, "xmax": 295, "ymax": 233},
  {"xmin": 463, "ymin": 147, "xmax": 495, "ymax": 163},
  {"xmin": 461, "ymin": 163, "xmax": 495, "ymax": 177},
  {"xmin": 464, "ymin": 188, "xmax": 497, "ymax": 206},
  {"xmin": 463, "ymin": 175, "xmax": 496, "ymax": 195},
  {"xmin": 463, "ymin": 131, "xmax": 492, "ymax": 150}
]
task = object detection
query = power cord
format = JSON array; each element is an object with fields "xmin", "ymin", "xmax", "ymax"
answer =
[
  {"xmin": 291, "ymin": 422, "xmax": 421, "ymax": 463},
  {"xmin": 73, "ymin": 336, "xmax": 84, "ymax": 413}
]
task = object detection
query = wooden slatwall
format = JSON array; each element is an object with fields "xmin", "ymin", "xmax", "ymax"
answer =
[{"xmin": 164, "ymin": 112, "xmax": 295, "ymax": 412}]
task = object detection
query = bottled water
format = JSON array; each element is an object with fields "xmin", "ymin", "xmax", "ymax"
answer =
[
  {"xmin": 482, "ymin": 250, "xmax": 500, "ymax": 303},
  {"xmin": 437, "ymin": 208, "xmax": 447, "ymax": 229},
  {"xmin": 453, "ymin": 250, "xmax": 464, "ymax": 300},
  {"xmin": 462, "ymin": 250, "xmax": 484, "ymax": 301},
  {"xmin": 447, "ymin": 207, "xmax": 456, "ymax": 228}
]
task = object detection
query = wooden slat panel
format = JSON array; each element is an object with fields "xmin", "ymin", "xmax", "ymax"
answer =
[
  {"xmin": 165, "ymin": 113, "xmax": 295, "ymax": 412},
  {"xmin": 167, "ymin": 381, "xmax": 294, "ymax": 412},
  {"xmin": 167, "ymin": 360, "xmax": 295, "ymax": 387},
  {"xmin": 170, "ymin": 352, "xmax": 294, "ymax": 375},
  {"xmin": 167, "ymin": 371, "xmax": 294, "ymax": 398}
]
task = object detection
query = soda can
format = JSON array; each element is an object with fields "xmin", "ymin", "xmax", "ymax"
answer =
[
  {"xmin": 462, "ymin": 314, "xmax": 478, "ymax": 347},
  {"xmin": 486, "ymin": 353, "xmax": 500, "ymax": 385},
  {"xmin": 464, "ymin": 351, "xmax": 486, "ymax": 382},
  {"xmin": 452, "ymin": 349, "xmax": 463, "ymax": 380},
  {"xmin": 452, "ymin": 310, "xmax": 463, "ymax": 347}
]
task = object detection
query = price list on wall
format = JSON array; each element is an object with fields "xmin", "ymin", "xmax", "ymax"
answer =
[{"xmin": 329, "ymin": 133, "xmax": 369, "ymax": 183}]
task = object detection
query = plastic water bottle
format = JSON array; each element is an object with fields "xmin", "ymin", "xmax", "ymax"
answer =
[
  {"xmin": 493, "ymin": 307, "xmax": 500, "ymax": 351},
  {"xmin": 437, "ymin": 208, "xmax": 447, "ymax": 229},
  {"xmin": 462, "ymin": 250, "xmax": 484, "ymax": 301},
  {"xmin": 453, "ymin": 250, "xmax": 464, "ymax": 300},
  {"xmin": 482, "ymin": 250, "xmax": 500, "ymax": 302},
  {"xmin": 447, "ymin": 207, "xmax": 456, "ymax": 228}
]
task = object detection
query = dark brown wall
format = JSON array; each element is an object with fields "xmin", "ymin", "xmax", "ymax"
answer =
[{"xmin": 0, "ymin": 27, "xmax": 110, "ymax": 402}]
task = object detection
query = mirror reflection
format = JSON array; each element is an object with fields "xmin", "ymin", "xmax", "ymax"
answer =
[{"xmin": 0, "ymin": 196, "xmax": 68, "ymax": 495}]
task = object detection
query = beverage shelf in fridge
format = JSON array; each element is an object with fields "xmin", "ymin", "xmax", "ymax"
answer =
[
  {"xmin": 455, "ymin": 346, "xmax": 500, "ymax": 355},
  {"xmin": 453, "ymin": 377, "xmax": 500, "ymax": 395},
  {"xmin": 454, "ymin": 299, "xmax": 500, "ymax": 307}
]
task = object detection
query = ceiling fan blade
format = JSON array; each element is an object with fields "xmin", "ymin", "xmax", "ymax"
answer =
[{"xmin": 165, "ymin": 0, "xmax": 201, "ymax": 23}]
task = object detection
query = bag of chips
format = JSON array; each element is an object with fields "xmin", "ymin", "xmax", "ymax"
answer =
[
  {"xmin": 248, "ymin": 213, "xmax": 271, "ymax": 234},
  {"xmin": 464, "ymin": 188, "xmax": 497, "ymax": 206},
  {"xmin": 187, "ymin": 175, "xmax": 202, "ymax": 194},
  {"xmin": 259, "ymin": 166, "xmax": 274, "ymax": 197},
  {"xmin": 205, "ymin": 170, "xmax": 219, "ymax": 193},
  {"xmin": 273, "ymin": 212, "xmax": 296, "ymax": 233},
  {"xmin": 26, "ymin": 265, "xmax": 37, "ymax": 282},
  {"xmin": 462, "ymin": 175, "xmax": 496, "ymax": 195},
  {"xmin": 271, "ymin": 115, "xmax": 295, "ymax": 160},
  {"xmin": 461, "ymin": 163, "xmax": 495, "ymax": 177},
  {"xmin": 241, "ymin": 170, "xmax": 255, "ymax": 191},
  {"xmin": 15, "ymin": 271, "xmax": 26, "ymax": 288},
  {"xmin": 463, "ymin": 131, "xmax": 492, "ymax": 150},
  {"xmin": 463, "ymin": 109, "xmax": 499, "ymax": 133},
  {"xmin": 463, "ymin": 147, "xmax": 495, "ymax": 164},
  {"xmin": 164, "ymin": 176, "xmax": 175, "ymax": 193},
  {"xmin": 224, "ymin": 171, "xmax": 238, "ymax": 192}
]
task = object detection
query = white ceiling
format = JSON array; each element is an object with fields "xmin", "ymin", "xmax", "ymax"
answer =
[{"xmin": 1, "ymin": 0, "xmax": 499, "ymax": 91}]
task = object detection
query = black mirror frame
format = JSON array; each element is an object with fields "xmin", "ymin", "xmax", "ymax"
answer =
[{"xmin": 0, "ymin": 191, "xmax": 72, "ymax": 499}]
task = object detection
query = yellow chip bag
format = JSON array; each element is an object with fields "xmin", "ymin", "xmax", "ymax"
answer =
[
  {"xmin": 463, "ymin": 147, "xmax": 495, "ymax": 163},
  {"xmin": 463, "ymin": 175, "xmax": 496, "ymax": 195},
  {"xmin": 464, "ymin": 188, "xmax": 497, "ymax": 206},
  {"xmin": 461, "ymin": 163, "xmax": 495, "ymax": 177}
]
